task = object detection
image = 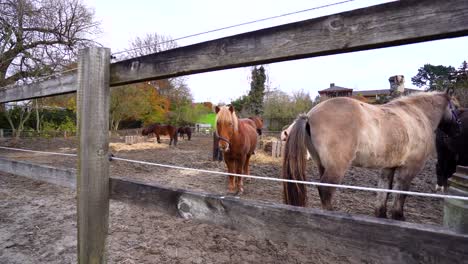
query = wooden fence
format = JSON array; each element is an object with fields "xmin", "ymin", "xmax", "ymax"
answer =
[
  {"xmin": 1, "ymin": 157, "xmax": 468, "ymax": 264},
  {"xmin": 1, "ymin": 0, "xmax": 468, "ymax": 263}
]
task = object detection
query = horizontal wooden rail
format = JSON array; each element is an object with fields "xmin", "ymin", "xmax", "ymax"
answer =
[
  {"xmin": 1, "ymin": 157, "xmax": 467, "ymax": 264},
  {"xmin": 1, "ymin": 0, "xmax": 468, "ymax": 103}
]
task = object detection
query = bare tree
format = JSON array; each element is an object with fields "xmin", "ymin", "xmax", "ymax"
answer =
[
  {"xmin": 116, "ymin": 33, "xmax": 195, "ymax": 126},
  {"xmin": 0, "ymin": 0, "xmax": 100, "ymax": 87},
  {"xmin": 4, "ymin": 102, "xmax": 32, "ymax": 138},
  {"xmin": 125, "ymin": 33, "xmax": 177, "ymax": 59},
  {"xmin": 0, "ymin": 0, "xmax": 99, "ymax": 136}
]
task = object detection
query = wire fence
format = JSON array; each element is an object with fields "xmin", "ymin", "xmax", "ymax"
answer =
[{"xmin": 0, "ymin": 145, "xmax": 467, "ymax": 202}]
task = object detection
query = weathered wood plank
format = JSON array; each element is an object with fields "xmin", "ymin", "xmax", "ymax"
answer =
[
  {"xmin": 76, "ymin": 47, "xmax": 110, "ymax": 264},
  {"xmin": 0, "ymin": 72, "xmax": 76, "ymax": 103},
  {"xmin": 2, "ymin": 0, "xmax": 468, "ymax": 103},
  {"xmin": 1, "ymin": 158, "xmax": 467, "ymax": 263},
  {"xmin": 110, "ymin": 0, "xmax": 468, "ymax": 86},
  {"xmin": 0, "ymin": 158, "xmax": 75, "ymax": 188}
]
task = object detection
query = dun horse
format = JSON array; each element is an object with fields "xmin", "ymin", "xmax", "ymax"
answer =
[
  {"xmin": 283, "ymin": 90, "xmax": 460, "ymax": 220},
  {"xmin": 215, "ymin": 106, "xmax": 258, "ymax": 194},
  {"xmin": 142, "ymin": 123, "xmax": 178, "ymax": 146},
  {"xmin": 281, "ymin": 121, "xmax": 311, "ymax": 160}
]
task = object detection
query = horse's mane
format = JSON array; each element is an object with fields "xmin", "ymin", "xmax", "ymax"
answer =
[
  {"xmin": 383, "ymin": 91, "xmax": 450, "ymax": 112},
  {"xmin": 385, "ymin": 91, "xmax": 444, "ymax": 105},
  {"xmin": 215, "ymin": 106, "xmax": 239, "ymax": 132}
]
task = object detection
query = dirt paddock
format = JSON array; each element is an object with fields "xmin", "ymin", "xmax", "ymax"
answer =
[{"xmin": 0, "ymin": 134, "xmax": 444, "ymax": 263}]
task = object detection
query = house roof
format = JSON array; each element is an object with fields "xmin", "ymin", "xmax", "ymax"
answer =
[
  {"xmin": 318, "ymin": 85, "xmax": 353, "ymax": 93},
  {"xmin": 352, "ymin": 88, "xmax": 422, "ymax": 97}
]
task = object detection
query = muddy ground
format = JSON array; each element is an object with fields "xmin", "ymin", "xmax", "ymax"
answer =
[{"xmin": 0, "ymin": 134, "xmax": 444, "ymax": 263}]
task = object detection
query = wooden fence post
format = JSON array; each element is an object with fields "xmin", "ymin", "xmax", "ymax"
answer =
[
  {"xmin": 444, "ymin": 166, "xmax": 468, "ymax": 234},
  {"xmin": 272, "ymin": 141, "xmax": 278, "ymax": 158},
  {"xmin": 77, "ymin": 46, "xmax": 110, "ymax": 264}
]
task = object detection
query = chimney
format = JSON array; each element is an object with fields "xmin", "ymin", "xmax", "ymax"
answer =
[
  {"xmin": 389, "ymin": 75, "xmax": 405, "ymax": 94},
  {"xmin": 330, "ymin": 83, "xmax": 335, "ymax": 88}
]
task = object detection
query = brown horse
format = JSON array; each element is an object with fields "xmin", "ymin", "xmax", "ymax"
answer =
[
  {"xmin": 142, "ymin": 123, "xmax": 178, "ymax": 146},
  {"xmin": 178, "ymin": 126, "xmax": 192, "ymax": 140},
  {"xmin": 283, "ymin": 90, "xmax": 460, "ymax": 220},
  {"xmin": 248, "ymin": 116, "xmax": 264, "ymax": 135},
  {"xmin": 215, "ymin": 105, "xmax": 258, "ymax": 194}
]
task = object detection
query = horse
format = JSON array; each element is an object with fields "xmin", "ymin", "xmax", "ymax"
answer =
[
  {"xmin": 215, "ymin": 105, "xmax": 258, "ymax": 194},
  {"xmin": 178, "ymin": 126, "xmax": 192, "ymax": 140},
  {"xmin": 283, "ymin": 90, "xmax": 460, "ymax": 221},
  {"xmin": 281, "ymin": 121, "xmax": 311, "ymax": 160},
  {"xmin": 248, "ymin": 116, "xmax": 264, "ymax": 135},
  {"xmin": 435, "ymin": 108, "xmax": 468, "ymax": 192},
  {"xmin": 142, "ymin": 123, "xmax": 178, "ymax": 146}
]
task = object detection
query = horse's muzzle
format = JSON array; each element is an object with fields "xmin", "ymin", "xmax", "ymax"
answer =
[
  {"xmin": 216, "ymin": 134, "xmax": 231, "ymax": 152},
  {"xmin": 219, "ymin": 142, "xmax": 230, "ymax": 152}
]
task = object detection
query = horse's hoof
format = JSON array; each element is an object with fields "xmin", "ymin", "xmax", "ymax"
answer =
[
  {"xmin": 374, "ymin": 208, "xmax": 387, "ymax": 218},
  {"xmin": 391, "ymin": 211, "xmax": 405, "ymax": 221},
  {"xmin": 227, "ymin": 187, "xmax": 237, "ymax": 195},
  {"xmin": 236, "ymin": 188, "xmax": 244, "ymax": 196}
]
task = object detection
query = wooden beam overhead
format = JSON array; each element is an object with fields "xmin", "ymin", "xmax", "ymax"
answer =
[{"xmin": 1, "ymin": 0, "xmax": 468, "ymax": 103}]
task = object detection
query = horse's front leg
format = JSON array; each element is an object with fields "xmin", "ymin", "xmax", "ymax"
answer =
[
  {"xmin": 374, "ymin": 168, "xmax": 395, "ymax": 218},
  {"xmin": 390, "ymin": 166, "xmax": 420, "ymax": 221},
  {"xmin": 225, "ymin": 159, "xmax": 237, "ymax": 194},
  {"xmin": 156, "ymin": 134, "xmax": 161, "ymax": 144},
  {"xmin": 235, "ymin": 157, "xmax": 246, "ymax": 195}
]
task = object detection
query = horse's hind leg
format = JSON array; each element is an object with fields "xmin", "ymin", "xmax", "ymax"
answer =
[
  {"xmin": 318, "ymin": 166, "xmax": 347, "ymax": 211},
  {"xmin": 390, "ymin": 166, "xmax": 420, "ymax": 221},
  {"xmin": 374, "ymin": 168, "xmax": 395, "ymax": 218}
]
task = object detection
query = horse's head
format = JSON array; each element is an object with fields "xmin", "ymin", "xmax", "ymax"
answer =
[
  {"xmin": 438, "ymin": 89, "xmax": 462, "ymax": 137},
  {"xmin": 215, "ymin": 105, "xmax": 238, "ymax": 152},
  {"xmin": 141, "ymin": 127, "xmax": 149, "ymax": 136},
  {"xmin": 281, "ymin": 122, "xmax": 294, "ymax": 141}
]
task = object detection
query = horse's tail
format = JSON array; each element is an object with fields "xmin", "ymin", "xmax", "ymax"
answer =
[{"xmin": 283, "ymin": 114, "xmax": 310, "ymax": 207}]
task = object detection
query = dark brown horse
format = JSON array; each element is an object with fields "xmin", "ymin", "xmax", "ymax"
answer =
[
  {"xmin": 178, "ymin": 126, "xmax": 192, "ymax": 140},
  {"xmin": 435, "ymin": 108, "xmax": 467, "ymax": 192},
  {"xmin": 248, "ymin": 116, "xmax": 264, "ymax": 135},
  {"xmin": 142, "ymin": 123, "xmax": 178, "ymax": 146},
  {"xmin": 215, "ymin": 105, "xmax": 258, "ymax": 194},
  {"xmin": 283, "ymin": 91, "xmax": 460, "ymax": 220}
]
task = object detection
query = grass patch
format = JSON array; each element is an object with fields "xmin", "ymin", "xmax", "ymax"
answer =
[{"xmin": 197, "ymin": 113, "xmax": 216, "ymax": 127}]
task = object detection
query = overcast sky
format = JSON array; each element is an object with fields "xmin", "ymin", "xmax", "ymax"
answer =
[{"xmin": 83, "ymin": 0, "xmax": 468, "ymax": 103}]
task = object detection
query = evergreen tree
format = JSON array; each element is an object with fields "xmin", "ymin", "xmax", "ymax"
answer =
[{"xmin": 246, "ymin": 66, "xmax": 267, "ymax": 115}]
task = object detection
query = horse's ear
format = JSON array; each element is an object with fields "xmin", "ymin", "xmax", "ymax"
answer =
[
  {"xmin": 228, "ymin": 105, "xmax": 234, "ymax": 113},
  {"xmin": 215, "ymin": 106, "xmax": 220, "ymax": 113}
]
